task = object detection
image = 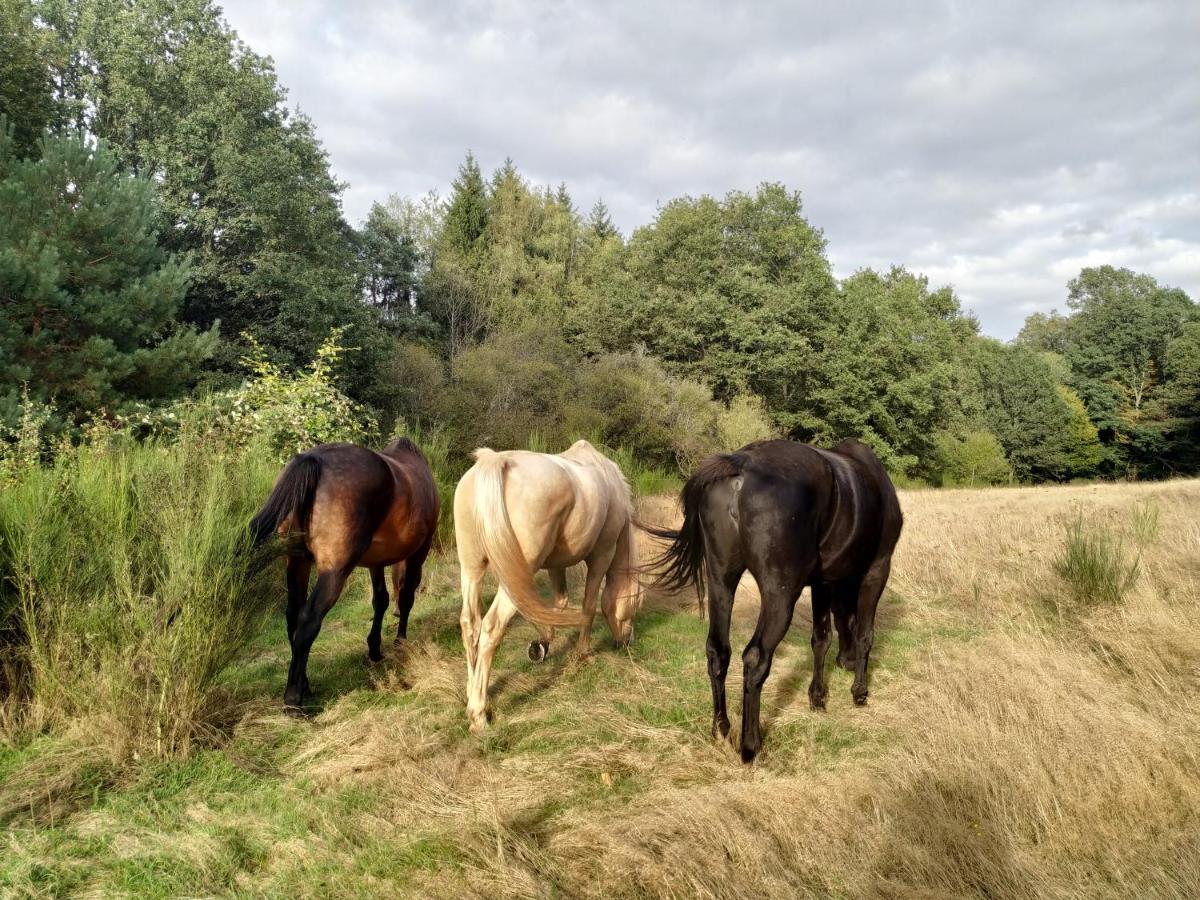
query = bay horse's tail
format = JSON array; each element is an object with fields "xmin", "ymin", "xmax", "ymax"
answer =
[
  {"xmin": 471, "ymin": 449, "xmax": 587, "ymax": 628},
  {"xmin": 645, "ymin": 453, "xmax": 745, "ymax": 594},
  {"xmin": 250, "ymin": 453, "xmax": 322, "ymax": 545}
]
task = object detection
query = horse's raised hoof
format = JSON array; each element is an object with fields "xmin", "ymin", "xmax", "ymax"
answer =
[{"xmin": 527, "ymin": 639, "xmax": 549, "ymax": 663}]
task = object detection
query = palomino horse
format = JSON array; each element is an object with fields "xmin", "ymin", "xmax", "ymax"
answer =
[
  {"xmin": 650, "ymin": 439, "xmax": 902, "ymax": 762},
  {"xmin": 455, "ymin": 440, "xmax": 642, "ymax": 729},
  {"xmin": 251, "ymin": 437, "xmax": 439, "ymax": 714}
]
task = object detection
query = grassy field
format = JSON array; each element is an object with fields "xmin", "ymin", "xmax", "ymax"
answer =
[{"xmin": 2, "ymin": 479, "xmax": 1199, "ymax": 898}]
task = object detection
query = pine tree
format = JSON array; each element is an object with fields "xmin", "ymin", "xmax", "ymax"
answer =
[
  {"xmin": 36, "ymin": 0, "xmax": 389, "ymax": 403},
  {"xmin": 442, "ymin": 151, "xmax": 489, "ymax": 255},
  {"xmin": 0, "ymin": 128, "xmax": 216, "ymax": 428},
  {"xmin": 587, "ymin": 198, "xmax": 618, "ymax": 240},
  {"xmin": 422, "ymin": 152, "xmax": 492, "ymax": 356}
]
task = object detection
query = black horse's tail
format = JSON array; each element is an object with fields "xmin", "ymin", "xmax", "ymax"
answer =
[
  {"xmin": 644, "ymin": 453, "xmax": 745, "ymax": 596},
  {"xmin": 249, "ymin": 454, "xmax": 322, "ymax": 546}
]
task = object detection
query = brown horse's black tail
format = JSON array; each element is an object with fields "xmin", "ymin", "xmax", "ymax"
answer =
[
  {"xmin": 645, "ymin": 453, "xmax": 745, "ymax": 596},
  {"xmin": 249, "ymin": 454, "xmax": 322, "ymax": 546}
]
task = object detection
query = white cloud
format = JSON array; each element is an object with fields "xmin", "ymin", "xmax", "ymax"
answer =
[{"xmin": 217, "ymin": 0, "xmax": 1200, "ymax": 337}]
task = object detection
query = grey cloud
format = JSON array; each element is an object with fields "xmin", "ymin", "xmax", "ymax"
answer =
[{"xmin": 218, "ymin": 0, "xmax": 1200, "ymax": 337}]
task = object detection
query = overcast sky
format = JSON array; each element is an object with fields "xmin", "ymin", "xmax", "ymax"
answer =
[{"xmin": 218, "ymin": 0, "xmax": 1198, "ymax": 338}]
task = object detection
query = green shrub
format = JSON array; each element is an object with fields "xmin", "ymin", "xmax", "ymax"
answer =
[
  {"xmin": 577, "ymin": 351, "xmax": 728, "ymax": 471},
  {"xmin": 1052, "ymin": 512, "xmax": 1140, "ymax": 614},
  {"xmin": 933, "ymin": 430, "xmax": 1012, "ymax": 487},
  {"xmin": 717, "ymin": 394, "xmax": 776, "ymax": 451},
  {"xmin": 403, "ymin": 424, "xmax": 461, "ymax": 548},
  {"xmin": 117, "ymin": 330, "xmax": 378, "ymax": 462},
  {"xmin": 0, "ymin": 437, "xmax": 277, "ymax": 760}
]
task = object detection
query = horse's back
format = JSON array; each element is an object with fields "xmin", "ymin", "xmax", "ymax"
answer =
[
  {"xmin": 726, "ymin": 439, "xmax": 898, "ymax": 581},
  {"xmin": 302, "ymin": 441, "xmax": 438, "ymax": 568}
]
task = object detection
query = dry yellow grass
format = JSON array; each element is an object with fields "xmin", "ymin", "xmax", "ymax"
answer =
[
  {"xmin": 259, "ymin": 480, "xmax": 1200, "ymax": 897},
  {"xmin": 4, "ymin": 479, "xmax": 1200, "ymax": 897}
]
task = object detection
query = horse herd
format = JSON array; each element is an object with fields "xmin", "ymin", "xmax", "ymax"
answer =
[{"xmin": 250, "ymin": 436, "xmax": 902, "ymax": 763}]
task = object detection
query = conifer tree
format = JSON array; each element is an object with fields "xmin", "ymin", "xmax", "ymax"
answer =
[
  {"xmin": 587, "ymin": 198, "xmax": 618, "ymax": 240},
  {"xmin": 0, "ymin": 127, "xmax": 216, "ymax": 427}
]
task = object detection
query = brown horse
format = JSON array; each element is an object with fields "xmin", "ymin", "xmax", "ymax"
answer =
[{"xmin": 250, "ymin": 437, "xmax": 440, "ymax": 714}]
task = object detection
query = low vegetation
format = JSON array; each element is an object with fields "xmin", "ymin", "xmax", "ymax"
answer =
[{"xmin": 1, "ymin": 470, "xmax": 1197, "ymax": 897}]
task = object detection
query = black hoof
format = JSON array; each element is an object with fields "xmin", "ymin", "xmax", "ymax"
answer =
[
  {"xmin": 740, "ymin": 745, "xmax": 759, "ymax": 764},
  {"xmin": 712, "ymin": 718, "xmax": 731, "ymax": 741},
  {"xmin": 853, "ymin": 694, "xmax": 869, "ymax": 707},
  {"xmin": 367, "ymin": 646, "xmax": 384, "ymax": 663},
  {"xmin": 809, "ymin": 695, "xmax": 827, "ymax": 711},
  {"xmin": 527, "ymin": 639, "xmax": 549, "ymax": 663},
  {"xmin": 284, "ymin": 701, "xmax": 308, "ymax": 719}
]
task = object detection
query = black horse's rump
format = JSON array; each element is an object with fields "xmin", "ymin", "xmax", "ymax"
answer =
[
  {"xmin": 643, "ymin": 453, "xmax": 742, "ymax": 595},
  {"xmin": 650, "ymin": 439, "xmax": 902, "ymax": 762}
]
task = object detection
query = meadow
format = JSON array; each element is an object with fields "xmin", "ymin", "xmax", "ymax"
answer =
[{"xmin": 2, "ymin": 475, "xmax": 1199, "ymax": 898}]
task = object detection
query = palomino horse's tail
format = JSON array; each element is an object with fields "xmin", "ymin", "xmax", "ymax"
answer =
[
  {"xmin": 645, "ymin": 452, "xmax": 745, "ymax": 595},
  {"xmin": 250, "ymin": 453, "xmax": 322, "ymax": 545},
  {"xmin": 471, "ymin": 449, "xmax": 587, "ymax": 628}
]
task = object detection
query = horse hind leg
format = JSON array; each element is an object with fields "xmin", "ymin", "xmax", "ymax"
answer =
[
  {"xmin": 851, "ymin": 557, "xmax": 891, "ymax": 707},
  {"xmin": 808, "ymin": 583, "xmax": 834, "ymax": 710},
  {"xmin": 833, "ymin": 579, "xmax": 861, "ymax": 671},
  {"xmin": 528, "ymin": 567, "xmax": 568, "ymax": 663},
  {"xmin": 285, "ymin": 567, "xmax": 351, "ymax": 715},
  {"xmin": 394, "ymin": 539, "xmax": 431, "ymax": 643},
  {"xmin": 459, "ymin": 561, "xmax": 485, "ymax": 682},
  {"xmin": 466, "ymin": 587, "xmax": 520, "ymax": 730},
  {"xmin": 740, "ymin": 576, "xmax": 805, "ymax": 763},
  {"xmin": 704, "ymin": 558, "xmax": 742, "ymax": 742},
  {"xmin": 575, "ymin": 548, "xmax": 614, "ymax": 658},
  {"xmin": 366, "ymin": 566, "xmax": 390, "ymax": 662},
  {"xmin": 389, "ymin": 561, "xmax": 407, "ymax": 617}
]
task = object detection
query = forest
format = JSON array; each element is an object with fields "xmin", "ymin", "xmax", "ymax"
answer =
[
  {"xmin": 2, "ymin": 0, "xmax": 1198, "ymax": 487},
  {"xmin": 2, "ymin": 3, "xmax": 1199, "ymax": 895}
]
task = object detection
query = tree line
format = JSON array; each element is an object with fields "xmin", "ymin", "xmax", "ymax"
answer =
[{"xmin": 1, "ymin": 0, "xmax": 1196, "ymax": 483}]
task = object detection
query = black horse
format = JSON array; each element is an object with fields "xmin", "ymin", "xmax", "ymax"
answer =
[{"xmin": 651, "ymin": 439, "xmax": 902, "ymax": 763}]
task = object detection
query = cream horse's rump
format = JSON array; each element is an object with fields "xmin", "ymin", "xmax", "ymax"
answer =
[{"xmin": 454, "ymin": 440, "xmax": 642, "ymax": 729}]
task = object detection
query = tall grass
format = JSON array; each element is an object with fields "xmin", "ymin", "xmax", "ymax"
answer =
[
  {"xmin": 402, "ymin": 424, "xmax": 461, "ymax": 548},
  {"xmin": 0, "ymin": 439, "xmax": 278, "ymax": 762},
  {"xmin": 1052, "ymin": 511, "xmax": 1140, "ymax": 614}
]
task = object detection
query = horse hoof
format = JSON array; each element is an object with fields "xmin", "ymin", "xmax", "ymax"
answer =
[
  {"xmin": 853, "ymin": 694, "xmax": 869, "ymax": 707},
  {"xmin": 284, "ymin": 703, "xmax": 308, "ymax": 719},
  {"xmin": 809, "ymin": 696, "xmax": 827, "ymax": 711},
  {"xmin": 740, "ymin": 745, "xmax": 759, "ymax": 764},
  {"xmin": 467, "ymin": 712, "xmax": 489, "ymax": 732},
  {"xmin": 527, "ymin": 640, "xmax": 549, "ymax": 663},
  {"xmin": 367, "ymin": 647, "xmax": 384, "ymax": 663}
]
